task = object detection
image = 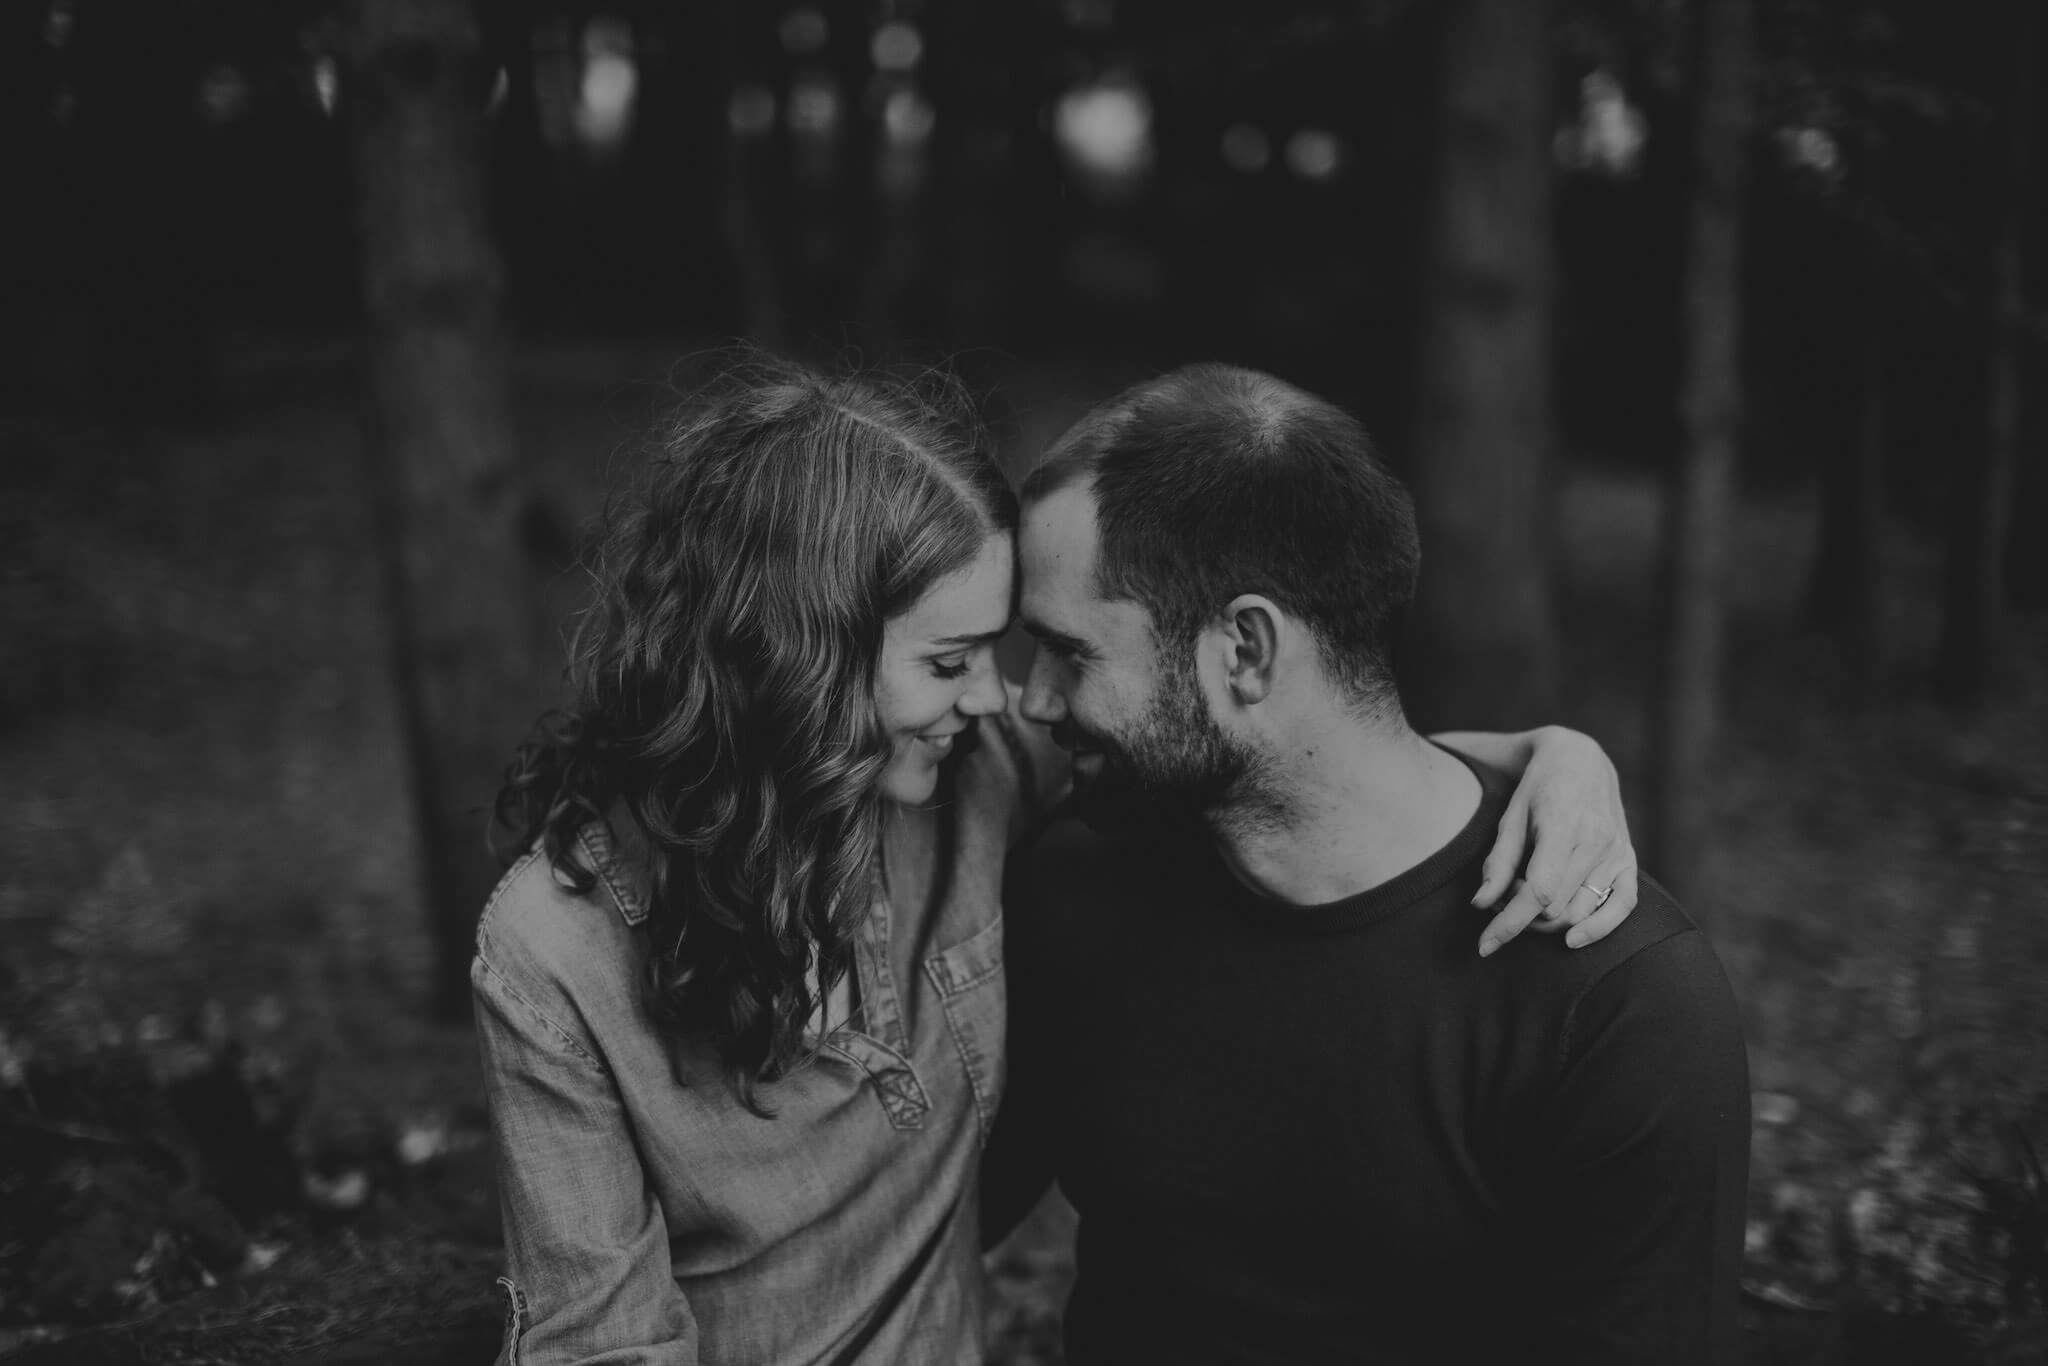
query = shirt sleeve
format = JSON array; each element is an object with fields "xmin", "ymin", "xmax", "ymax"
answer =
[
  {"xmin": 472, "ymin": 951, "xmax": 699, "ymax": 1366},
  {"xmin": 1519, "ymin": 930, "xmax": 1751, "ymax": 1365}
]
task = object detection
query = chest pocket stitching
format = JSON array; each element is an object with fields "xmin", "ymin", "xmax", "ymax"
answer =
[
  {"xmin": 495, "ymin": 1276, "xmax": 528, "ymax": 1365},
  {"xmin": 923, "ymin": 915, "xmax": 1006, "ymax": 1144},
  {"xmin": 820, "ymin": 1030, "xmax": 930, "ymax": 1129},
  {"xmin": 936, "ymin": 997, "xmax": 999, "ymax": 1146},
  {"xmin": 924, "ymin": 914, "xmax": 1003, "ymax": 997}
]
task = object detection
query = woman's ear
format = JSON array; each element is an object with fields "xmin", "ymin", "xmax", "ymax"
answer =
[{"xmin": 1217, "ymin": 595, "xmax": 1282, "ymax": 705}]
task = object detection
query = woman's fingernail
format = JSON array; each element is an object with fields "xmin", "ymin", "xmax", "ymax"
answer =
[
  {"xmin": 1565, "ymin": 928, "xmax": 1586, "ymax": 948},
  {"xmin": 1478, "ymin": 937, "xmax": 1499, "ymax": 958}
]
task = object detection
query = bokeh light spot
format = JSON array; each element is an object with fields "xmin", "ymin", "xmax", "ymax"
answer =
[
  {"xmin": 196, "ymin": 65, "xmax": 251, "ymax": 125},
  {"xmin": 574, "ymin": 18, "xmax": 637, "ymax": 151},
  {"xmin": 311, "ymin": 57, "xmax": 339, "ymax": 116},
  {"xmin": 1062, "ymin": 0, "xmax": 1116, "ymax": 30},
  {"xmin": 1055, "ymin": 77, "xmax": 1154, "ymax": 190},
  {"xmin": 1780, "ymin": 124, "xmax": 1841, "ymax": 178},
  {"xmin": 1557, "ymin": 69, "xmax": 1647, "ymax": 177},
  {"xmin": 883, "ymin": 88, "xmax": 936, "ymax": 145},
  {"xmin": 1220, "ymin": 123, "xmax": 1270, "ymax": 174},
  {"xmin": 790, "ymin": 74, "xmax": 842, "ymax": 137},
  {"xmin": 871, "ymin": 22, "xmax": 923, "ymax": 73},
  {"xmin": 729, "ymin": 84, "xmax": 777, "ymax": 138},
  {"xmin": 780, "ymin": 7, "xmax": 828, "ymax": 56},
  {"xmin": 1284, "ymin": 127, "xmax": 1342, "ymax": 181}
]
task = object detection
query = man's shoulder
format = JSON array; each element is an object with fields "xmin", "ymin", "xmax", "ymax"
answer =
[
  {"xmin": 1581, "ymin": 872, "xmax": 1704, "ymax": 966},
  {"xmin": 1578, "ymin": 870, "xmax": 1694, "ymax": 956},
  {"xmin": 1492, "ymin": 872, "xmax": 1723, "ymax": 1003},
  {"xmin": 1536, "ymin": 876, "xmax": 1745, "ymax": 1061}
]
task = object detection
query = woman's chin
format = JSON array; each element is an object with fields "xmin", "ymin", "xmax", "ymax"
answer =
[{"xmin": 877, "ymin": 759, "xmax": 942, "ymax": 806}]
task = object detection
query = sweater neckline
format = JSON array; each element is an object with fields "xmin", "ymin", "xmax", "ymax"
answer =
[{"xmin": 1212, "ymin": 748, "xmax": 1510, "ymax": 937}]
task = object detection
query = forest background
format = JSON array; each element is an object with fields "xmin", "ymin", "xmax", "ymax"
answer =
[{"xmin": 2, "ymin": 0, "xmax": 2046, "ymax": 1361}]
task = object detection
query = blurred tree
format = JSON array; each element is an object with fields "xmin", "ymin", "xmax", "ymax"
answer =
[
  {"xmin": 1407, "ymin": 0, "xmax": 1560, "ymax": 730},
  {"xmin": 1804, "ymin": 135, "xmax": 1887, "ymax": 690},
  {"xmin": 926, "ymin": 0, "xmax": 1061, "ymax": 356},
  {"xmin": 1651, "ymin": 0, "xmax": 1754, "ymax": 901},
  {"xmin": 49, "ymin": 0, "xmax": 216, "ymax": 423},
  {"xmin": 1934, "ymin": 4, "xmax": 2034, "ymax": 708},
  {"xmin": 823, "ymin": 0, "xmax": 884, "ymax": 353},
  {"xmin": 625, "ymin": 0, "xmax": 786, "ymax": 346},
  {"xmin": 343, "ymin": 0, "xmax": 539, "ymax": 1019},
  {"xmin": 1737, "ymin": 0, "xmax": 2044, "ymax": 699},
  {"xmin": 714, "ymin": 0, "xmax": 788, "ymax": 348}
]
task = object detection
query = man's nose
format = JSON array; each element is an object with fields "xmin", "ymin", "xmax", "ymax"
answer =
[{"xmin": 1019, "ymin": 648, "xmax": 1066, "ymax": 725}]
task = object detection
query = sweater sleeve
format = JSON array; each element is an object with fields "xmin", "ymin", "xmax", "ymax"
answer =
[
  {"xmin": 472, "ymin": 951, "xmax": 699, "ymax": 1366},
  {"xmin": 1519, "ymin": 930, "xmax": 1751, "ymax": 1365}
]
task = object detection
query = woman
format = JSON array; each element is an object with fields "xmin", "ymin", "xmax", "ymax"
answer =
[{"xmin": 475, "ymin": 359, "xmax": 1633, "ymax": 1365}]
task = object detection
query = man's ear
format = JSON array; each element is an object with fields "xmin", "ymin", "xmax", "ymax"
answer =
[{"xmin": 1215, "ymin": 595, "xmax": 1283, "ymax": 705}]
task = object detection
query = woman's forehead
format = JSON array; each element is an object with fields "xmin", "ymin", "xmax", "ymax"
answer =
[{"xmin": 898, "ymin": 535, "xmax": 1014, "ymax": 643}]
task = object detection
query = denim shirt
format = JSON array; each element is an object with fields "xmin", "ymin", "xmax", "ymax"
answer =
[{"xmin": 472, "ymin": 714, "xmax": 1047, "ymax": 1366}]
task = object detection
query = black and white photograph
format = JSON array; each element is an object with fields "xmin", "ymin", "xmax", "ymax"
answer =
[{"xmin": 2, "ymin": 0, "xmax": 2045, "ymax": 1362}]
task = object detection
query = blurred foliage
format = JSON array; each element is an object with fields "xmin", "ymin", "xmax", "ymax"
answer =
[
  {"xmin": 5, "ymin": 0, "xmax": 2046, "ymax": 1352},
  {"xmin": 1565, "ymin": 0, "xmax": 2025, "ymax": 323},
  {"xmin": 6, "ymin": 354, "xmax": 2046, "ymax": 1361}
]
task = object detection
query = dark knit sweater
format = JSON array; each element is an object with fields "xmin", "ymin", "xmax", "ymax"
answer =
[{"xmin": 988, "ymin": 759, "xmax": 1750, "ymax": 1365}]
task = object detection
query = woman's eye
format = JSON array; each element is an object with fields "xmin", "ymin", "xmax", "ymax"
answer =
[{"xmin": 931, "ymin": 657, "xmax": 971, "ymax": 680}]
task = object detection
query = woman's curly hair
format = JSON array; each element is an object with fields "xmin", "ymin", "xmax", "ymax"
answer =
[{"xmin": 495, "ymin": 356, "xmax": 1016, "ymax": 1112}]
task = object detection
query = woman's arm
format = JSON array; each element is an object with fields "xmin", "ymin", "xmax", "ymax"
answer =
[
  {"xmin": 1430, "ymin": 726, "xmax": 1639, "ymax": 958},
  {"xmin": 472, "ymin": 952, "xmax": 698, "ymax": 1366}
]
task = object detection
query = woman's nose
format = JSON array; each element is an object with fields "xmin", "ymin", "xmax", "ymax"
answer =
[{"xmin": 959, "ymin": 655, "xmax": 1007, "ymax": 717}]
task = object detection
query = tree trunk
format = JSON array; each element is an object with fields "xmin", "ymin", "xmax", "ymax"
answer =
[
  {"xmin": 1407, "ymin": 0, "xmax": 1560, "ymax": 731},
  {"xmin": 346, "ymin": 0, "xmax": 538, "ymax": 1020},
  {"xmin": 1650, "ymin": 0, "xmax": 1754, "ymax": 904},
  {"xmin": 1935, "ymin": 11, "xmax": 2032, "ymax": 707},
  {"xmin": 1805, "ymin": 249, "xmax": 1884, "ymax": 691},
  {"xmin": 927, "ymin": 0, "xmax": 1053, "ymax": 354},
  {"xmin": 687, "ymin": 0, "xmax": 785, "ymax": 347}
]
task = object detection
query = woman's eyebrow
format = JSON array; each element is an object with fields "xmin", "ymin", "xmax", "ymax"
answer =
[{"xmin": 927, "ymin": 626, "xmax": 1011, "ymax": 649}]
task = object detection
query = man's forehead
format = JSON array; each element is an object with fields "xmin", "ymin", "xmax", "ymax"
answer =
[
  {"xmin": 1019, "ymin": 482, "xmax": 1167, "ymax": 656},
  {"xmin": 1020, "ymin": 482, "xmax": 1099, "ymax": 579}
]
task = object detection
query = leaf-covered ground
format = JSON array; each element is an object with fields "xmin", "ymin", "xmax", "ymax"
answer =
[{"xmin": 2, "ymin": 344, "xmax": 2044, "ymax": 1363}]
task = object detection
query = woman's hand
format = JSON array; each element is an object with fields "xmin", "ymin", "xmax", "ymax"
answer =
[{"xmin": 1434, "ymin": 726, "xmax": 1638, "ymax": 957}]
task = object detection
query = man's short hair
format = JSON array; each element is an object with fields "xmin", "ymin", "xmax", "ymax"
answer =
[{"xmin": 1022, "ymin": 364, "xmax": 1420, "ymax": 715}]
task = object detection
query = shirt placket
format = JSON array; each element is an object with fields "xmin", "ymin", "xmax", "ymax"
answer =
[
  {"xmin": 854, "ymin": 891, "xmax": 909, "ymax": 1053},
  {"xmin": 825, "ymin": 889, "xmax": 931, "ymax": 1129}
]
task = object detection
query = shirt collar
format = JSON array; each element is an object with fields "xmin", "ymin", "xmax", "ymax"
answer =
[{"xmin": 575, "ymin": 817, "xmax": 651, "ymax": 928}]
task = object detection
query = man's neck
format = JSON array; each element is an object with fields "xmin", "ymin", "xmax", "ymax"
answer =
[{"xmin": 1209, "ymin": 722, "xmax": 1482, "ymax": 907}]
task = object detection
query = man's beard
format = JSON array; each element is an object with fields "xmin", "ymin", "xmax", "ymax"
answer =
[{"xmin": 1068, "ymin": 652, "xmax": 1277, "ymax": 839}]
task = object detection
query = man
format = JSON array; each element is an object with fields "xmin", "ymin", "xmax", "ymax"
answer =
[{"xmin": 987, "ymin": 364, "xmax": 1750, "ymax": 1364}]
